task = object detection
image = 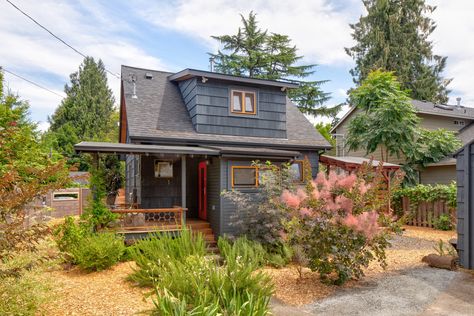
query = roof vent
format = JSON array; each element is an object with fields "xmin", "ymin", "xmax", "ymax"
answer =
[
  {"xmin": 456, "ymin": 97, "xmax": 462, "ymax": 107},
  {"xmin": 145, "ymin": 72, "xmax": 153, "ymax": 79}
]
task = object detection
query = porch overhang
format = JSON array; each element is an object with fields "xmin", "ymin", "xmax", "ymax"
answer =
[
  {"xmin": 204, "ymin": 145, "xmax": 300, "ymax": 159},
  {"xmin": 319, "ymin": 155, "xmax": 401, "ymax": 171},
  {"xmin": 74, "ymin": 141, "xmax": 220, "ymax": 156}
]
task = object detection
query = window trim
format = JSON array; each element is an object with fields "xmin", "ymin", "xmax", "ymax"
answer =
[
  {"xmin": 52, "ymin": 191, "xmax": 79, "ymax": 201},
  {"xmin": 230, "ymin": 90, "xmax": 257, "ymax": 115},
  {"xmin": 231, "ymin": 166, "xmax": 259, "ymax": 188},
  {"xmin": 290, "ymin": 160, "xmax": 305, "ymax": 183}
]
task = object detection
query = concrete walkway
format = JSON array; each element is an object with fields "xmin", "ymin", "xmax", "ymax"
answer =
[{"xmin": 272, "ymin": 268, "xmax": 474, "ymax": 316}]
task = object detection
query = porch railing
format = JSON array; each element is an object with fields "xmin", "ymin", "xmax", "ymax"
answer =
[{"xmin": 111, "ymin": 207, "xmax": 188, "ymax": 231}]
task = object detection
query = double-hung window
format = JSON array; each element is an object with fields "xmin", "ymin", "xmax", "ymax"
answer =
[{"xmin": 231, "ymin": 90, "xmax": 256, "ymax": 115}]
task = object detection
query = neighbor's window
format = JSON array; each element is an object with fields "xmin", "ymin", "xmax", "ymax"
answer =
[
  {"xmin": 232, "ymin": 166, "xmax": 258, "ymax": 187},
  {"xmin": 53, "ymin": 192, "xmax": 79, "ymax": 201},
  {"xmin": 289, "ymin": 160, "xmax": 304, "ymax": 182},
  {"xmin": 231, "ymin": 90, "xmax": 256, "ymax": 114}
]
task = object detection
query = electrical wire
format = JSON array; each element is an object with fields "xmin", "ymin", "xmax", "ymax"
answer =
[
  {"xmin": 5, "ymin": 0, "xmax": 121, "ymax": 79},
  {"xmin": 1, "ymin": 66, "xmax": 66, "ymax": 98}
]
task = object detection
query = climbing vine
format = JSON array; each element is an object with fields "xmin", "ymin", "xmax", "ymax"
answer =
[{"xmin": 393, "ymin": 182, "xmax": 457, "ymax": 211}]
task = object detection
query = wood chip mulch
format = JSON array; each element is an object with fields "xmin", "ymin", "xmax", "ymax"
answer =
[
  {"xmin": 40, "ymin": 262, "xmax": 154, "ymax": 316},
  {"xmin": 265, "ymin": 226, "xmax": 457, "ymax": 306}
]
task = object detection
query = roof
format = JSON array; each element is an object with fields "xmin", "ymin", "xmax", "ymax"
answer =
[
  {"xmin": 169, "ymin": 68, "xmax": 299, "ymax": 89},
  {"xmin": 75, "ymin": 141, "xmax": 220, "ymax": 155},
  {"xmin": 74, "ymin": 141, "xmax": 299, "ymax": 158},
  {"xmin": 319, "ymin": 155, "xmax": 400, "ymax": 170},
  {"xmin": 205, "ymin": 145, "xmax": 299, "ymax": 158},
  {"xmin": 121, "ymin": 65, "xmax": 330, "ymax": 150},
  {"xmin": 331, "ymin": 100, "xmax": 474, "ymax": 133},
  {"xmin": 425, "ymin": 157, "xmax": 457, "ymax": 167},
  {"xmin": 458, "ymin": 122, "xmax": 474, "ymax": 145}
]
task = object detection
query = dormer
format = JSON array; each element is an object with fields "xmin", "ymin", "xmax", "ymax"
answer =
[{"xmin": 169, "ymin": 69, "xmax": 298, "ymax": 139}]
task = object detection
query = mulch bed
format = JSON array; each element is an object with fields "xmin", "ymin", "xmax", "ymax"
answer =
[{"xmin": 41, "ymin": 262, "xmax": 154, "ymax": 316}]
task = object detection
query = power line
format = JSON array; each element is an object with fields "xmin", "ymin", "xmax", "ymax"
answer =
[
  {"xmin": 1, "ymin": 66, "xmax": 66, "ymax": 98},
  {"xmin": 5, "ymin": 0, "xmax": 120, "ymax": 79}
]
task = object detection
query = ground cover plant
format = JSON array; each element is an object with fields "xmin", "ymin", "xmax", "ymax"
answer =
[{"xmin": 128, "ymin": 230, "xmax": 273, "ymax": 315}]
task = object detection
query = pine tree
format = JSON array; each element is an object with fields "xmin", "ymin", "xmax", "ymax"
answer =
[
  {"xmin": 210, "ymin": 12, "xmax": 339, "ymax": 117},
  {"xmin": 346, "ymin": 0, "xmax": 451, "ymax": 104},
  {"xmin": 47, "ymin": 57, "xmax": 115, "ymax": 170}
]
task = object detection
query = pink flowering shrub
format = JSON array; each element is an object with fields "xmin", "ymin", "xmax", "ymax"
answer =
[{"xmin": 283, "ymin": 163, "xmax": 404, "ymax": 285}]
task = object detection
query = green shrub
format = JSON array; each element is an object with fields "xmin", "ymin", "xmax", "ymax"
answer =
[
  {"xmin": 128, "ymin": 230, "xmax": 206, "ymax": 286},
  {"xmin": 71, "ymin": 232, "xmax": 125, "ymax": 272},
  {"xmin": 53, "ymin": 216, "xmax": 87, "ymax": 254},
  {"xmin": 433, "ymin": 214, "xmax": 453, "ymax": 231}
]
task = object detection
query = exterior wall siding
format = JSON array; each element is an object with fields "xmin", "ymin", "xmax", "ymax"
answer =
[
  {"xmin": 178, "ymin": 78, "xmax": 287, "ymax": 138},
  {"xmin": 140, "ymin": 156, "xmax": 182, "ymax": 209},
  {"xmin": 456, "ymin": 143, "xmax": 474, "ymax": 269},
  {"xmin": 420, "ymin": 165, "xmax": 456, "ymax": 185},
  {"xmin": 206, "ymin": 157, "xmax": 222, "ymax": 236}
]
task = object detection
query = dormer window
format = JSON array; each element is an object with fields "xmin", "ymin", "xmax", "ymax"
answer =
[{"xmin": 231, "ymin": 90, "xmax": 256, "ymax": 115}]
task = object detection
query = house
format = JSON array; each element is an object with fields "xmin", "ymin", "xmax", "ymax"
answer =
[
  {"xmin": 74, "ymin": 66, "xmax": 331, "ymax": 237},
  {"xmin": 331, "ymin": 100, "xmax": 474, "ymax": 185}
]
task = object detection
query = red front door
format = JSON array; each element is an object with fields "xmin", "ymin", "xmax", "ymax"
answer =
[{"xmin": 198, "ymin": 161, "xmax": 207, "ymax": 220}]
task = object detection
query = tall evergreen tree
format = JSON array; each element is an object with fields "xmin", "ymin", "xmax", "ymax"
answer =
[
  {"xmin": 346, "ymin": 0, "xmax": 451, "ymax": 103},
  {"xmin": 210, "ymin": 12, "xmax": 340, "ymax": 117},
  {"xmin": 47, "ymin": 57, "xmax": 115, "ymax": 170}
]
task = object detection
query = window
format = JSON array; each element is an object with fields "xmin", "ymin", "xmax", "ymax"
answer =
[
  {"xmin": 154, "ymin": 161, "xmax": 173, "ymax": 178},
  {"xmin": 231, "ymin": 90, "xmax": 256, "ymax": 114},
  {"xmin": 231, "ymin": 166, "xmax": 258, "ymax": 187},
  {"xmin": 53, "ymin": 192, "xmax": 79, "ymax": 201},
  {"xmin": 289, "ymin": 160, "xmax": 304, "ymax": 183}
]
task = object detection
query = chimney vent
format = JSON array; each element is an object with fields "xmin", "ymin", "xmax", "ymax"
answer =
[{"xmin": 456, "ymin": 97, "xmax": 462, "ymax": 106}]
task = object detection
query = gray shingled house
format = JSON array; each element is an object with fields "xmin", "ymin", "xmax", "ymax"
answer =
[
  {"xmin": 75, "ymin": 65, "xmax": 331, "ymax": 237},
  {"xmin": 331, "ymin": 100, "xmax": 474, "ymax": 185}
]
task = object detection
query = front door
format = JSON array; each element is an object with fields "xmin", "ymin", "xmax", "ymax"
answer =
[{"xmin": 198, "ymin": 161, "xmax": 207, "ymax": 220}]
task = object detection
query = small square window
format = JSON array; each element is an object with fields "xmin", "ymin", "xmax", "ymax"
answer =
[
  {"xmin": 231, "ymin": 90, "xmax": 256, "ymax": 115},
  {"xmin": 232, "ymin": 166, "xmax": 258, "ymax": 187},
  {"xmin": 289, "ymin": 161, "xmax": 304, "ymax": 183}
]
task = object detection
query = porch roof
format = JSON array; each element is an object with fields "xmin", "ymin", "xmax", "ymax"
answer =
[
  {"xmin": 319, "ymin": 155, "xmax": 401, "ymax": 171},
  {"xmin": 74, "ymin": 141, "xmax": 220, "ymax": 156}
]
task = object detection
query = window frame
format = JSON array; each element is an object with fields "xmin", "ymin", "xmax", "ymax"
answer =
[
  {"xmin": 52, "ymin": 191, "xmax": 79, "ymax": 201},
  {"xmin": 289, "ymin": 160, "xmax": 305, "ymax": 183},
  {"xmin": 231, "ymin": 166, "xmax": 259, "ymax": 188},
  {"xmin": 230, "ymin": 90, "xmax": 257, "ymax": 115}
]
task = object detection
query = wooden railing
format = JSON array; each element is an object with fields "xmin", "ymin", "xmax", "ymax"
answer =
[
  {"xmin": 111, "ymin": 207, "xmax": 188, "ymax": 231},
  {"xmin": 401, "ymin": 197, "xmax": 455, "ymax": 228}
]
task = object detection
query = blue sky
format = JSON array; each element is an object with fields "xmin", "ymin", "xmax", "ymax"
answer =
[{"xmin": 1, "ymin": 0, "xmax": 471, "ymax": 131}]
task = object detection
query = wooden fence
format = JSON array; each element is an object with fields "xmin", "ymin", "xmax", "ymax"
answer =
[{"xmin": 401, "ymin": 197, "xmax": 455, "ymax": 228}]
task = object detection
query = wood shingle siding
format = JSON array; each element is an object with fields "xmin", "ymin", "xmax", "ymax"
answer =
[{"xmin": 178, "ymin": 78, "xmax": 287, "ymax": 139}]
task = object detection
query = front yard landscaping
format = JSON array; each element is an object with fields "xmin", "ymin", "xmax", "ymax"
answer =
[{"xmin": 20, "ymin": 225, "xmax": 456, "ymax": 315}]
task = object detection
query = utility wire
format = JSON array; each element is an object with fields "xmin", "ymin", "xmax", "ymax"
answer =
[
  {"xmin": 5, "ymin": 0, "xmax": 121, "ymax": 79},
  {"xmin": 1, "ymin": 66, "xmax": 66, "ymax": 98}
]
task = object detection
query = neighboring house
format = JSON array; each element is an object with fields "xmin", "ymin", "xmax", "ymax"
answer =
[
  {"xmin": 331, "ymin": 100, "xmax": 474, "ymax": 185},
  {"xmin": 75, "ymin": 66, "xmax": 330, "ymax": 237}
]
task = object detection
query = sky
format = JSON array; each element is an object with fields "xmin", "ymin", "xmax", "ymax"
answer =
[{"xmin": 1, "ymin": 0, "xmax": 472, "ymax": 131}]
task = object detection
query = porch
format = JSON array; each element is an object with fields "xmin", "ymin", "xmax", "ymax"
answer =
[{"xmin": 74, "ymin": 141, "xmax": 220, "ymax": 240}]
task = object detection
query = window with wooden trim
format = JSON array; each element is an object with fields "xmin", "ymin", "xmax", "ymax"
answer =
[
  {"xmin": 231, "ymin": 90, "xmax": 256, "ymax": 114},
  {"xmin": 231, "ymin": 166, "xmax": 258, "ymax": 187},
  {"xmin": 53, "ymin": 192, "xmax": 79, "ymax": 201},
  {"xmin": 289, "ymin": 160, "xmax": 304, "ymax": 182}
]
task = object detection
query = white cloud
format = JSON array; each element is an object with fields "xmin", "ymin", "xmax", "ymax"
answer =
[
  {"xmin": 0, "ymin": 0, "xmax": 165, "ymax": 123},
  {"xmin": 137, "ymin": 0, "xmax": 361, "ymax": 65}
]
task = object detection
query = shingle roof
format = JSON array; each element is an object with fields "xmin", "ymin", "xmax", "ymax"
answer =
[
  {"xmin": 121, "ymin": 65, "xmax": 330, "ymax": 150},
  {"xmin": 331, "ymin": 100, "xmax": 474, "ymax": 133}
]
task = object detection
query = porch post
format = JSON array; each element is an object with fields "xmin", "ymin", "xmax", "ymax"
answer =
[{"xmin": 181, "ymin": 155, "xmax": 186, "ymax": 208}]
